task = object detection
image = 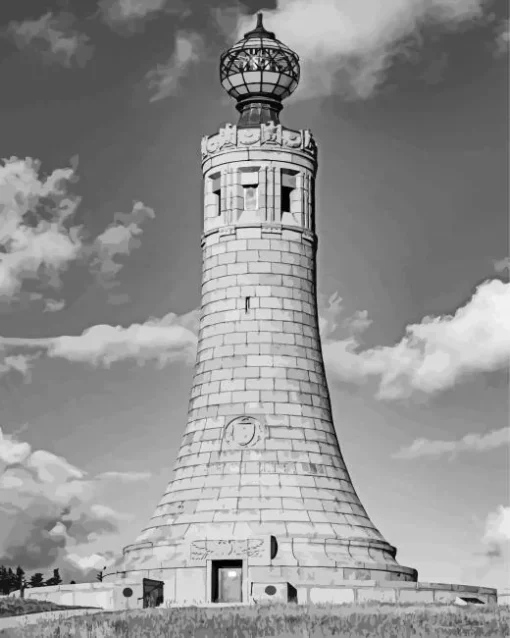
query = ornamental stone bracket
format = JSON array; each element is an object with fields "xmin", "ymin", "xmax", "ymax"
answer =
[{"xmin": 201, "ymin": 122, "xmax": 318, "ymax": 161}]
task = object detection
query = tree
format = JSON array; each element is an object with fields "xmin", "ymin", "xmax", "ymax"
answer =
[
  {"xmin": 45, "ymin": 568, "xmax": 62, "ymax": 586},
  {"xmin": 15, "ymin": 566, "xmax": 26, "ymax": 597},
  {"xmin": 0, "ymin": 566, "xmax": 9, "ymax": 595},
  {"xmin": 6, "ymin": 568, "xmax": 16, "ymax": 593},
  {"xmin": 70, "ymin": 580, "xmax": 76, "ymax": 584},
  {"xmin": 29, "ymin": 573, "xmax": 45, "ymax": 588},
  {"xmin": 96, "ymin": 570, "xmax": 103, "ymax": 582}
]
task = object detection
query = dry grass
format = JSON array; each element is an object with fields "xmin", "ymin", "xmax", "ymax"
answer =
[
  {"xmin": 0, "ymin": 595, "xmax": 97, "ymax": 618},
  {"xmin": 2, "ymin": 602, "xmax": 508, "ymax": 637}
]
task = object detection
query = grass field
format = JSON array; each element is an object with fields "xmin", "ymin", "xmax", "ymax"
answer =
[
  {"xmin": 0, "ymin": 596, "xmax": 97, "ymax": 618},
  {"xmin": 1, "ymin": 601, "xmax": 508, "ymax": 637}
]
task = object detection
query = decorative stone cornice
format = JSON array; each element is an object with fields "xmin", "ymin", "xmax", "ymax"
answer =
[{"xmin": 201, "ymin": 122, "xmax": 318, "ymax": 162}]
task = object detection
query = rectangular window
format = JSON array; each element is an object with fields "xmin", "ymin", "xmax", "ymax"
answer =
[
  {"xmin": 243, "ymin": 184, "xmax": 258, "ymax": 210},
  {"xmin": 281, "ymin": 185, "xmax": 293, "ymax": 213},
  {"xmin": 240, "ymin": 170, "xmax": 259, "ymax": 212},
  {"xmin": 281, "ymin": 170, "xmax": 297, "ymax": 214}
]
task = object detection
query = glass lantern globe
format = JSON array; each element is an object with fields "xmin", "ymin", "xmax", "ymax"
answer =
[{"xmin": 219, "ymin": 13, "xmax": 300, "ymax": 126}]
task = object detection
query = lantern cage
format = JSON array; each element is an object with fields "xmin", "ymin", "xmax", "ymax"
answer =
[{"xmin": 219, "ymin": 13, "xmax": 300, "ymax": 127}]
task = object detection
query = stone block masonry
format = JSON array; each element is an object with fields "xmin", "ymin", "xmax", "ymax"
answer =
[
  {"xmin": 99, "ymin": 17, "xmax": 497, "ymax": 607},
  {"xmin": 118, "ymin": 215, "xmax": 417, "ymax": 583},
  {"xmin": 102, "ymin": 121, "xmax": 419, "ymax": 590}
]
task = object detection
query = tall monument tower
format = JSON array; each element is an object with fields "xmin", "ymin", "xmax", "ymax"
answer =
[{"xmin": 105, "ymin": 13, "xmax": 418, "ymax": 603}]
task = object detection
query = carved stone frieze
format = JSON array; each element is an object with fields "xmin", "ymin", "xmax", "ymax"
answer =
[
  {"xmin": 201, "ymin": 123, "xmax": 317, "ymax": 161},
  {"xmin": 189, "ymin": 537, "xmax": 270, "ymax": 564}
]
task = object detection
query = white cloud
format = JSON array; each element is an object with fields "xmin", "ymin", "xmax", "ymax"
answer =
[
  {"xmin": 461, "ymin": 505, "xmax": 510, "ymax": 589},
  {"xmin": 393, "ymin": 426, "xmax": 510, "ymax": 460},
  {"xmin": 0, "ymin": 426, "xmax": 146, "ymax": 581},
  {"xmin": 0, "ymin": 308, "xmax": 200, "ymax": 370},
  {"xmin": 43, "ymin": 299, "xmax": 66, "ymax": 313},
  {"xmin": 0, "ymin": 157, "xmax": 83, "ymax": 301},
  {"xmin": 484, "ymin": 506, "xmax": 510, "ymax": 546},
  {"xmin": 0, "ymin": 352, "xmax": 38, "ymax": 381},
  {"xmin": 479, "ymin": 505, "xmax": 510, "ymax": 586},
  {"xmin": 494, "ymin": 257, "xmax": 510, "ymax": 273},
  {"xmin": 225, "ymin": 0, "xmax": 492, "ymax": 100},
  {"xmin": 65, "ymin": 551, "xmax": 114, "ymax": 577},
  {"xmin": 318, "ymin": 292, "xmax": 343, "ymax": 339},
  {"xmin": 6, "ymin": 11, "xmax": 93, "ymax": 68},
  {"xmin": 98, "ymin": 0, "xmax": 189, "ymax": 30},
  {"xmin": 494, "ymin": 19, "xmax": 509, "ymax": 57},
  {"xmin": 99, "ymin": 0, "xmax": 169, "ymax": 22},
  {"xmin": 0, "ymin": 156, "xmax": 155, "ymax": 309},
  {"xmin": 87, "ymin": 201, "xmax": 155, "ymax": 299},
  {"xmin": 147, "ymin": 31, "xmax": 205, "ymax": 102},
  {"xmin": 96, "ymin": 470, "xmax": 152, "ymax": 482},
  {"xmin": 323, "ymin": 279, "xmax": 510, "ymax": 400},
  {"xmin": 44, "ymin": 312, "xmax": 198, "ymax": 367}
]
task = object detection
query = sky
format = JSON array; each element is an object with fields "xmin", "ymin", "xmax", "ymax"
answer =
[{"xmin": 0, "ymin": 0, "xmax": 508, "ymax": 591}]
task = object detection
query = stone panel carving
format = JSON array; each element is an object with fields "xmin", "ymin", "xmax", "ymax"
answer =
[
  {"xmin": 201, "ymin": 124, "xmax": 317, "ymax": 161},
  {"xmin": 189, "ymin": 537, "xmax": 270, "ymax": 564},
  {"xmin": 223, "ymin": 415, "xmax": 264, "ymax": 448}
]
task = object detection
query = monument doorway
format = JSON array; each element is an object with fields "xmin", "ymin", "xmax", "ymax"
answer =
[
  {"xmin": 142, "ymin": 578, "xmax": 164, "ymax": 608},
  {"xmin": 211, "ymin": 560, "xmax": 243, "ymax": 603}
]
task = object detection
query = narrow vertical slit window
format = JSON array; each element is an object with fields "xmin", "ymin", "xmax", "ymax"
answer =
[
  {"xmin": 245, "ymin": 296, "xmax": 250, "ymax": 313},
  {"xmin": 211, "ymin": 174, "xmax": 222, "ymax": 216},
  {"xmin": 213, "ymin": 188, "xmax": 222, "ymax": 215}
]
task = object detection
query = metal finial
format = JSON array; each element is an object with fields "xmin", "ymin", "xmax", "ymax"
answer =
[{"xmin": 243, "ymin": 11, "xmax": 276, "ymax": 39}]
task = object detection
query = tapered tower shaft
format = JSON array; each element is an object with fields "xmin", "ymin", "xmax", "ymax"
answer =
[{"xmin": 105, "ymin": 14, "xmax": 417, "ymax": 602}]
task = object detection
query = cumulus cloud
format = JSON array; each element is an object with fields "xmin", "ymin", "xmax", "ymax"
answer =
[
  {"xmin": 0, "ymin": 426, "xmax": 149, "ymax": 581},
  {"xmin": 494, "ymin": 18, "xmax": 509, "ymax": 56},
  {"xmin": 43, "ymin": 299, "xmax": 66, "ymax": 313},
  {"xmin": 95, "ymin": 470, "xmax": 152, "ymax": 482},
  {"xmin": 466, "ymin": 505, "xmax": 510, "ymax": 588},
  {"xmin": 319, "ymin": 292, "xmax": 372, "ymax": 341},
  {"xmin": 86, "ymin": 201, "xmax": 155, "ymax": 300},
  {"xmin": 0, "ymin": 352, "xmax": 39, "ymax": 382},
  {"xmin": 494, "ymin": 256, "xmax": 510, "ymax": 274},
  {"xmin": 323, "ymin": 279, "xmax": 510, "ymax": 400},
  {"xmin": 0, "ymin": 156, "xmax": 155, "ymax": 309},
  {"xmin": 1, "ymin": 307, "xmax": 200, "ymax": 370},
  {"xmin": 393, "ymin": 426, "xmax": 510, "ymax": 460},
  {"xmin": 483, "ymin": 505, "xmax": 510, "ymax": 552},
  {"xmin": 224, "ymin": 0, "xmax": 493, "ymax": 100},
  {"xmin": 0, "ymin": 157, "xmax": 83, "ymax": 301},
  {"xmin": 147, "ymin": 31, "xmax": 205, "ymax": 101},
  {"xmin": 5, "ymin": 11, "xmax": 93, "ymax": 67},
  {"xmin": 98, "ymin": 0, "xmax": 190, "ymax": 32}
]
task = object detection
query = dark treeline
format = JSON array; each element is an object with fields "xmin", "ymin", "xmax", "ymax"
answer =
[{"xmin": 0, "ymin": 566, "xmax": 63, "ymax": 594}]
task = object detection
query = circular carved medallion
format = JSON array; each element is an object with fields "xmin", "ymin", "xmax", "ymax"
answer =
[{"xmin": 225, "ymin": 416, "xmax": 264, "ymax": 448}]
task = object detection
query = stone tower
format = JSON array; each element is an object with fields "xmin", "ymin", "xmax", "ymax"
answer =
[{"xmin": 105, "ymin": 13, "xmax": 418, "ymax": 604}]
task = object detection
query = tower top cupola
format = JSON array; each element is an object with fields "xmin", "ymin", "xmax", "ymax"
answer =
[{"xmin": 219, "ymin": 12, "xmax": 300, "ymax": 128}]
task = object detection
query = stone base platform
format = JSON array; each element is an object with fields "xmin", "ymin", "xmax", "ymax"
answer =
[
  {"xmin": 104, "ymin": 565, "xmax": 498, "ymax": 607},
  {"xmin": 103, "ymin": 535, "xmax": 497, "ymax": 607},
  {"xmin": 11, "ymin": 578, "xmax": 499, "ymax": 611},
  {"xmin": 297, "ymin": 580, "xmax": 497, "ymax": 606}
]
